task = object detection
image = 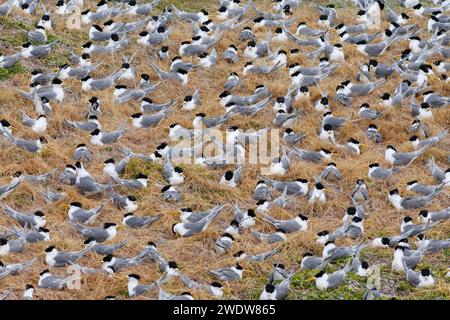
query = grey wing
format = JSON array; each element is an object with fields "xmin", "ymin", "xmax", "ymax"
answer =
[
  {"xmin": 179, "ymin": 273, "xmax": 201, "ymax": 288},
  {"xmin": 13, "ymin": 139, "xmax": 39, "ymax": 152},
  {"xmin": 182, "ymin": 220, "xmax": 206, "ymax": 234},
  {"xmin": 93, "ymin": 77, "xmax": 115, "ymax": 90},
  {"xmin": 430, "ymin": 210, "xmax": 450, "ymax": 222},
  {"xmin": 28, "ymin": 31, "xmax": 46, "ymax": 43},
  {"xmin": 267, "ymin": 234, "xmax": 285, "ymax": 244},
  {"xmin": 115, "ymin": 158, "xmax": 128, "ymax": 175},
  {"xmin": 0, "ymin": 53, "xmax": 21, "ymax": 68},
  {"xmin": 278, "ymin": 220, "xmax": 301, "ymax": 233},
  {"xmin": 68, "ymin": 67, "xmax": 90, "ymax": 79},
  {"xmin": 112, "ymin": 194, "xmax": 127, "ymax": 209},
  {"xmin": 40, "ymin": 277, "xmax": 64, "ymax": 289},
  {"xmin": 30, "ymin": 47, "xmax": 50, "ymax": 57},
  {"xmin": 135, "ymin": 283, "xmax": 156, "ymax": 296},
  {"xmin": 223, "ymin": 51, "xmax": 238, "ymax": 63},
  {"xmin": 406, "ymin": 269, "xmax": 421, "ymax": 287},
  {"xmin": 224, "ymin": 77, "xmax": 238, "ymax": 90},
  {"xmin": 162, "ymin": 160, "xmax": 173, "ymax": 180},
  {"xmin": 54, "ymin": 253, "xmax": 76, "ymax": 266},
  {"xmin": 59, "ymin": 170, "xmax": 76, "ymax": 185},
  {"xmin": 101, "ymin": 130, "xmax": 123, "ymax": 144},
  {"xmin": 372, "ymin": 168, "xmax": 391, "ymax": 179},
  {"xmin": 116, "ymin": 179, "xmax": 139, "ymax": 189},
  {"xmin": 83, "ymin": 228, "xmax": 108, "ymax": 241},
  {"xmin": 301, "ymin": 256, "xmax": 322, "ymax": 270},
  {"xmin": 163, "ymin": 190, "xmax": 181, "ymax": 202},
  {"xmin": 327, "ymin": 271, "xmax": 345, "ymax": 288},
  {"xmin": 426, "ymin": 240, "xmax": 450, "ymax": 252},
  {"xmin": 215, "ymin": 237, "xmax": 232, "ymax": 252},
  {"xmin": 281, "ymin": 156, "xmax": 289, "ymax": 171},
  {"xmin": 253, "ymin": 186, "xmax": 271, "ymax": 201},
  {"xmin": 411, "ymin": 185, "xmax": 436, "ymax": 196},
  {"xmin": 248, "ymin": 248, "xmax": 280, "ymax": 262},
  {"xmin": 66, "ymin": 120, "xmax": 98, "ymax": 132},
  {"xmin": 70, "ymin": 209, "xmax": 92, "ymax": 223},
  {"xmin": 402, "ymin": 196, "xmax": 430, "ymax": 209},
  {"xmin": 211, "ymin": 268, "xmax": 239, "ymax": 280},
  {"xmin": 409, "ymin": 103, "xmax": 420, "ymax": 116},
  {"xmin": 234, "ymin": 208, "xmax": 245, "ymax": 223},
  {"xmin": 275, "ymin": 278, "xmax": 292, "ymax": 300},
  {"xmin": 301, "ymin": 151, "xmax": 323, "ymax": 163},
  {"xmin": 143, "ymin": 215, "xmax": 161, "ymax": 225},
  {"xmin": 9, "ymin": 239, "xmax": 25, "ymax": 252},
  {"xmin": 250, "ymin": 229, "xmax": 266, "ymax": 241},
  {"xmin": 361, "ymin": 188, "xmax": 369, "ymax": 200},
  {"xmin": 344, "ymin": 225, "xmax": 362, "ymax": 239},
  {"xmin": 73, "ymin": 149, "xmax": 89, "ymax": 161},
  {"xmin": 233, "ymin": 166, "xmax": 243, "ymax": 185},
  {"xmin": 428, "ymin": 158, "xmax": 445, "ymax": 183},
  {"xmin": 125, "ymin": 217, "xmax": 145, "ymax": 228},
  {"xmin": 142, "ymin": 114, "xmax": 164, "ymax": 128},
  {"xmin": 361, "ymin": 109, "xmax": 379, "ymax": 119},
  {"xmin": 77, "ymin": 176, "xmax": 102, "ymax": 193},
  {"xmin": 151, "ymin": 63, "xmax": 175, "ymax": 80},
  {"xmin": 330, "ymin": 168, "xmax": 342, "ymax": 180},
  {"xmin": 320, "ymin": 167, "xmax": 332, "ymax": 180}
]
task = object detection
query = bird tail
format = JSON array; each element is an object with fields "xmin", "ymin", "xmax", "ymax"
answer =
[
  {"xmin": 250, "ymin": 229, "xmax": 264, "ymax": 241},
  {"xmin": 268, "ymin": 60, "xmax": 283, "ymax": 74},
  {"xmin": 343, "ymin": 258, "xmax": 353, "ymax": 274},
  {"xmin": 19, "ymin": 223, "xmax": 30, "ymax": 243},
  {"xmin": 318, "ymin": 256, "xmax": 332, "ymax": 270},
  {"xmin": 259, "ymin": 176, "xmax": 275, "ymax": 186},
  {"xmin": 24, "ymin": 257, "xmax": 38, "ymax": 268},
  {"xmin": 46, "ymin": 40, "xmax": 60, "ymax": 48},
  {"xmin": 427, "ymin": 156, "xmax": 439, "ymax": 175},
  {"xmin": 117, "ymin": 121, "xmax": 128, "ymax": 133},
  {"xmin": 427, "ymin": 182, "xmax": 446, "ymax": 200},
  {"xmin": 262, "ymin": 213, "xmax": 277, "ymax": 226},
  {"xmin": 412, "ymin": 144, "xmax": 432, "ymax": 160},
  {"xmin": 212, "ymin": 203, "xmax": 228, "ymax": 214},
  {"xmin": 2, "ymin": 129, "xmax": 15, "ymax": 143},
  {"xmin": 149, "ymin": 61, "xmax": 165, "ymax": 79},
  {"xmin": 144, "ymin": 82, "xmax": 162, "ymax": 94},
  {"xmin": 170, "ymin": 4, "xmax": 182, "ymax": 16},
  {"xmin": 111, "ymin": 68, "xmax": 126, "ymax": 81},
  {"xmin": 401, "ymin": 257, "xmax": 409, "ymax": 273},
  {"xmin": 0, "ymin": 202, "xmax": 14, "ymax": 217},
  {"xmin": 435, "ymin": 129, "xmax": 449, "ymax": 144},
  {"xmin": 280, "ymin": 184, "xmax": 288, "ymax": 198},
  {"xmin": 204, "ymin": 205, "xmax": 225, "ymax": 227},
  {"xmin": 265, "ymin": 247, "xmax": 281, "ymax": 260},
  {"xmin": 16, "ymin": 89, "xmax": 33, "ymax": 101},
  {"xmin": 79, "ymin": 241, "xmax": 96, "ymax": 255},
  {"xmin": 371, "ymin": 78, "xmax": 385, "ymax": 91},
  {"xmin": 119, "ymin": 145, "xmax": 135, "ymax": 158},
  {"xmin": 353, "ymin": 241, "xmax": 366, "ymax": 260},
  {"xmin": 105, "ymin": 183, "xmax": 116, "ymax": 199},
  {"xmin": 206, "ymin": 37, "xmax": 222, "ymax": 50}
]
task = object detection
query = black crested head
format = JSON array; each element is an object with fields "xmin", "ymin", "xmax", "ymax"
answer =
[{"xmin": 224, "ymin": 170, "xmax": 233, "ymax": 180}]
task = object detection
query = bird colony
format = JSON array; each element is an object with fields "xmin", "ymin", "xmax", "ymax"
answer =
[{"xmin": 0, "ymin": 0, "xmax": 449, "ymax": 300}]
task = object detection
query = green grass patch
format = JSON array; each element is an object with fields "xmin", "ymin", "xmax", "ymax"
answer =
[
  {"xmin": 0, "ymin": 63, "xmax": 25, "ymax": 80},
  {"xmin": 290, "ymin": 270, "xmax": 366, "ymax": 300},
  {"xmin": 0, "ymin": 16, "xmax": 33, "ymax": 31},
  {"xmin": 46, "ymin": 34, "xmax": 59, "ymax": 44},
  {"xmin": 0, "ymin": 32, "xmax": 28, "ymax": 47}
]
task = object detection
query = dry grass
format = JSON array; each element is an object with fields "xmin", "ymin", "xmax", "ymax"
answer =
[{"xmin": 0, "ymin": 0, "xmax": 449, "ymax": 300}]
